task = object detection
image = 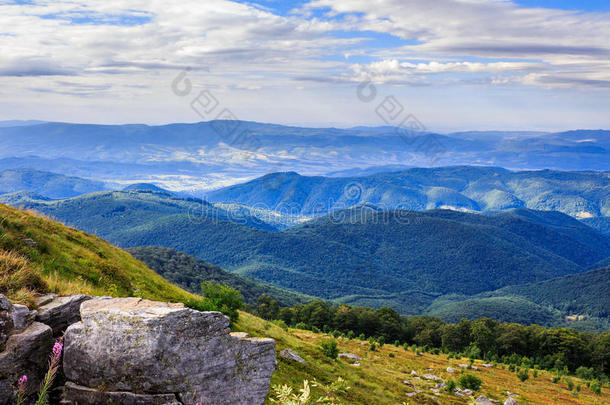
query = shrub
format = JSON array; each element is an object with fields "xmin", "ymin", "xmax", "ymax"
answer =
[
  {"xmin": 272, "ymin": 320, "xmax": 288, "ymax": 330},
  {"xmin": 552, "ymin": 375, "xmax": 560, "ymax": 384},
  {"xmin": 370, "ymin": 343, "xmax": 377, "ymax": 352},
  {"xmin": 575, "ymin": 366, "xmax": 595, "ymax": 380},
  {"xmin": 446, "ymin": 379, "xmax": 456, "ymax": 393},
  {"xmin": 532, "ymin": 369, "xmax": 538, "ymax": 378},
  {"xmin": 358, "ymin": 333, "xmax": 365, "ymax": 340},
  {"xmin": 377, "ymin": 336, "xmax": 385, "ymax": 347},
  {"xmin": 403, "ymin": 343, "xmax": 409, "ymax": 351},
  {"xmin": 389, "ymin": 353, "xmax": 395, "ymax": 358},
  {"xmin": 294, "ymin": 322, "xmax": 308, "ymax": 330},
  {"xmin": 346, "ymin": 330, "xmax": 355, "ymax": 340},
  {"xmin": 311, "ymin": 326, "xmax": 320, "ymax": 333},
  {"xmin": 458, "ymin": 374, "xmax": 482, "ymax": 391},
  {"xmin": 332, "ymin": 330, "xmax": 341, "ymax": 338},
  {"xmin": 508, "ymin": 364, "xmax": 515, "ymax": 372},
  {"xmin": 319, "ymin": 339, "xmax": 339, "ymax": 360},
  {"xmin": 200, "ymin": 282, "xmax": 243, "ymax": 322},
  {"xmin": 566, "ymin": 377, "xmax": 574, "ymax": 391},
  {"xmin": 394, "ymin": 340, "xmax": 400, "ymax": 347},
  {"xmin": 517, "ymin": 369, "xmax": 529, "ymax": 382},
  {"xmin": 590, "ymin": 379, "xmax": 601, "ymax": 395}
]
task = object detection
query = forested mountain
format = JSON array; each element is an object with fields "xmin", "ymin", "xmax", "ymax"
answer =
[
  {"xmin": 0, "ymin": 168, "xmax": 106, "ymax": 199},
  {"xmin": 127, "ymin": 246, "xmax": 310, "ymax": 307},
  {"xmin": 206, "ymin": 167, "xmax": 610, "ymax": 222},
  {"xmin": 5, "ymin": 185, "xmax": 608, "ymax": 316}
]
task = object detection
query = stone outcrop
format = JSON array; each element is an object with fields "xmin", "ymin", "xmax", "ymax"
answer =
[
  {"xmin": 35, "ymin": 294, "xmax": 92, "ymax": 336},
  {"xmin": 0, "ymin": 297, "xmax": 54, "ymax": 405},
  {"xmin": 279, "ymin": 348, "xmax": 307, "ymax": 365},
  {"xmin": 338, "ymin": 352, "xmax": 361, "ymax": 363},
  {"xmin": 62, "ymin": 297, "xmax": 276, "ymax": 405}
]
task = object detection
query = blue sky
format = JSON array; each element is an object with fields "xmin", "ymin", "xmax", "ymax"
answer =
[{"xmin": 0, "ymin": 0, "xmax": 609, "ymax": 132}]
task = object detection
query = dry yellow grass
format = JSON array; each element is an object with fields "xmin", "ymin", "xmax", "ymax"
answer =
[{"xmin": 236, "ymin": 312, "xmax": 609, "ymax": 405}]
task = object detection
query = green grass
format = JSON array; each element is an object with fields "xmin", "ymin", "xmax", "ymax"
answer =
[{"xmin": 0, "ymin": 203, "xmax": 200, "ymax": 307}]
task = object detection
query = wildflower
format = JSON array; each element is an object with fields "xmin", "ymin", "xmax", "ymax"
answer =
[
  {"xmin": 16, "ymin": 375, "xmax": 27, "ymax": 405},
  {"xmin": 51, "ymin": 341, "xmax": 63, "ymax": 361}
]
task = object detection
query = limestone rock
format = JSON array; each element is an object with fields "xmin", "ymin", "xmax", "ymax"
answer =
[
  {"xmin": 338, "ymin": 352, "xmax": 361, "ymax": 363},
  {"xmin": 36, "ymin": 294, "xmax": 92, "ymax": 336},
  {"xmin": 0, "ymin": 322, "xmax": 54, "ymax": 405},
  {"xmin": 476, "ymin": 395, "xmax": 495, "ymax": 405},
  {"xmin": 62, "ymin": 382, "xmax": 182, "ymax": 405},
  {"xmin": 279, "ymin": 348, "xmax": 307, "ymax": 365},
  {"xmin": 504, "ymin": 398, "xmax": 519, "ymax": 405},
  {"xmin": 423, "ymin": 374, "xmax": 442, "ymax": 381},
  {"xmin": 446, "ymin": 366, "xmax": 456, "ymax": 373},
  {"xmin": 11, "ymin": 304, "xmax": 33, "ymax": 332},
  {"xmin": 0, "ymin": 296, "xmax": 14, "ymax": 350},
  {"xmin": 63, "ymin": 298, "xmax": 276, "ymax": 405}
]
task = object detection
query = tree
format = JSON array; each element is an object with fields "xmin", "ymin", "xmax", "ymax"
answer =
[
  {"xmin": 200, "ymin": 282, "xmax": 243, "ymax": 321},
  {"xmin": 257, "ymin": 295, "xmax": 280, "ymax": 320},
  {"xmin": 320, "ymin": 339, "xmax": 339, "ymax": 360}
]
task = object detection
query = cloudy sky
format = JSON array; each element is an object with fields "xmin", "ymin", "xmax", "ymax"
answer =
[{"xmin": 1, "ymin": 0, "xmax": 609, "ymax": 132}]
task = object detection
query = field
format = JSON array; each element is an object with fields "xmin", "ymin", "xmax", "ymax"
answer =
[{"xmin": 236, "ymin": 312, "xmax": 608, "ymax": 405}]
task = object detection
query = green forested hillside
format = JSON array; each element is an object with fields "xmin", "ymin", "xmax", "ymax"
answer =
[
  {"xmin": 127, "ymin": 246, "xmax": 311, "ymax": 307},
  {"xmin": 0, "ymin": 168, "xmax": 106, "ymax": 198}
]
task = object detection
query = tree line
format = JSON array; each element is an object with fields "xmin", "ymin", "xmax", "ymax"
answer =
[{"xmin": 256, "ymin": 296, "xmax": 610, "ymax": 377}]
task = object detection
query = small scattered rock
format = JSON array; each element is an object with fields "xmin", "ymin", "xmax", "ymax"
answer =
[
  {"xmin": 482, "ymin": 363, "xmax": 493, "ymax": 368},
  {"xmin": 405, "ymin": 392, "xmax": 417, "ymax": 397},
  {"xmin": 338, "ymin": 352, "xmax": 361, "ymax": 363},
  {"xmin": 435, "ymin": 382, "xmax": 446, "ymax": 389},
  {"xmin": 414, "ymin": 376, "xmax": 422, "ymax": 380},
  {"xmin": 446, "ymin": 366, "xmax": 456, "ymax": 373},
  {"xmin": 455, "ymin": 388, "xmax": 473, "ymax": 396},
  {"xmin": 279, "ymin": 348, "xmax": 307, "ymax": 365},
  {"xmin": 352, "ymin": 362, "xmax": 360, "ymax": 367},
  {"xmin": 21, "ymin": 237, "xmax": 38, "ymax": 248},
  {"xmin": 402, "ymin": 380, "xmax": 414, "ymax": 387},
  {"xmin": 411, "ymin": 370, "xmax": 418, "ymax": 375},
  {"xmin": 458, "ymin": 363, "xmax": 469, "ymax": 368},
  {"xmin": 423, "ymin": 374, "xmax": 442, "ymax": 381},
  {"xmin": 476, "ymin": 395, "xmax": 494, "ymax": 405},
  {"xmin": 504, "ymin": 398, "xmax": 519, "ymax": 405}
]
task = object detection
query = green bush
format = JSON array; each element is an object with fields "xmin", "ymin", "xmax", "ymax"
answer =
[
  {"xmin": 458, "ymin": 374, "xmax": 482, "ymax": 391},
  {"xmin": 590, "ymin": 379, "xmax": 601, "ymax": 395},
  {"xmin": 370, "ymin": 343, "xmax": 377, "ymax": 352},
  {"xmin": 566, "ymin": 377, "xmax": 574, "ymax": 391},
  {"xmin": 552, "ymin": 375, "xmax": 560, "ymax": 383},
  {"xmin": 575, "ymin": 366, "xmax": 595, "ymax": 380},
  {"xmin": 200, "ymin": 282, "xmax": 243, "ymax": 321},
  {"xmin": 272, "ymin": 319, "xmax": 288, "ymax": 330},
  {"xmin": 294, "ymin": 322, "xmax": 308, "ymax": 330},
  {"xmin": 446, "ymin": 379, "xmax": 456, "ymax": 393},
  {"xmin": 517, "ymin": 369, "xmax": 529, "ymax": 382},
  {"xmin": 319, "ymin": 339, "xmax": 339, "ymax": 360},
  {"xmin": 388, "ymin": 353, "xmax": 395, "ymax": 358}
]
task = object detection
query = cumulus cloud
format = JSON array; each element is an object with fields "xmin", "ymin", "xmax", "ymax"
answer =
[{"xmin": 0, "ymin": 0, "xmax": 609, "ymax": 126}]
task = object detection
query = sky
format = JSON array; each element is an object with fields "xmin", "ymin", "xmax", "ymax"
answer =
[{"xmin": 0, "ymin": 0, "xmax": 609, "ymax": 132}]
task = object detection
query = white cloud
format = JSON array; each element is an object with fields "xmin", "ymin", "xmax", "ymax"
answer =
[{"xmin": 0, "ymin": 0, "xmax": 609, "ymax": 128}]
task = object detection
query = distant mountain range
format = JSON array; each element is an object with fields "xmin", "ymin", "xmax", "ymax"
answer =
[
  {"xmin": 0, "ymin": 168, "xmax": 106, "ymax": 199},
  {"xmin": 0, "ymin": 120, "xmax": 609, "ymax": 191},
  {"xmin": 206, "ymin": 166, "xmax": 610, "ymax": 230}
]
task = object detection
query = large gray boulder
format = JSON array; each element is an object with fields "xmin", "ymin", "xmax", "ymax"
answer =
[
  {"xmin": 0, "ymin": 321, "xmax": 54, "ymax": 405},
  {"xmin": 63, "ymin": 298, "xmax": 276, "ymax": 405},
  {"xmin": 35, "ymin": 294, "xmax": 92, "ymax": 336}
]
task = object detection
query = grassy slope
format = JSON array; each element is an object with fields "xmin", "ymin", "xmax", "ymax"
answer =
[
  {"xmin": 235, "ymin": 312, "xmax": 608, "ymax": 405},
  {"xmin": 0, "ymin": 203, "xmax": 199, "ymax": 306}
]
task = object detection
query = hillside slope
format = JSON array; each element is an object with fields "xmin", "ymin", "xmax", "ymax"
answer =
[
  {"xmin": 127, "ymin": 246, "xmax": 311, "ymax": 307},
  {"xmin": 0, "ymin": 203, "xmax": 199, "ymax": 307}
]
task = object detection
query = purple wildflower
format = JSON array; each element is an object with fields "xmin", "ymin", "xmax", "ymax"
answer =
[
  {"xmin": 17, "ymin": 375, "xmax": 27, "ymax": 390},
  {"xmin": 51, "ymin": 341, "xmax": 63, "ymax": 361}
]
